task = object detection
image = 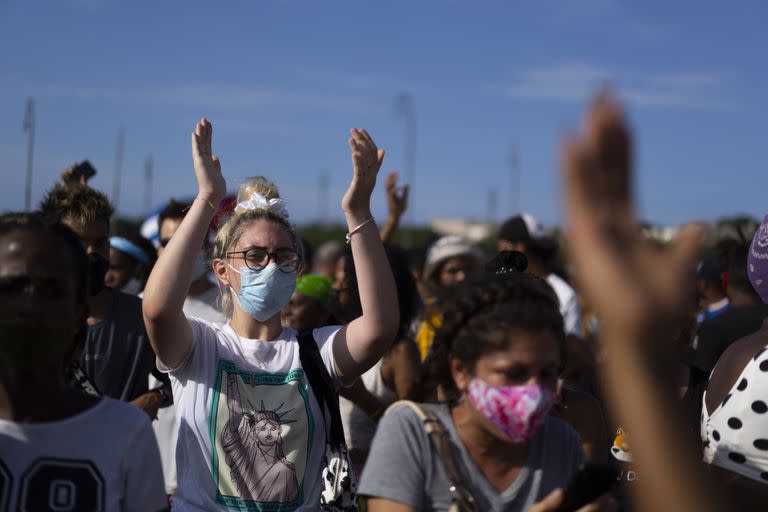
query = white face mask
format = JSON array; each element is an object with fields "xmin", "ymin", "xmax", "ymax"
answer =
[{"xmin": 120, "ymin": 277, "xmax": 143, "ymax": 296}]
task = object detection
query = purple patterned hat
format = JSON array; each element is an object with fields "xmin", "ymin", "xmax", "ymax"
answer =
[{"xmin": 748, "ymin": 215, "xmax": 768, "ymax": 303}]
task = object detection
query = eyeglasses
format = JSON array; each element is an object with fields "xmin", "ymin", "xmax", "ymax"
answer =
[{"xmin": 226, "ymin": 247, "xmax": 300, "ymax": 273}]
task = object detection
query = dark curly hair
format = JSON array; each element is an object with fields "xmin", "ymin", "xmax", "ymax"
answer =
[
  {"xmin": 422, "ymin": 271, "xmax": 566, "ymax": 398},
  {"xmin": 158, "ymin": 198, "xmax": 192, "ymax": 230}
]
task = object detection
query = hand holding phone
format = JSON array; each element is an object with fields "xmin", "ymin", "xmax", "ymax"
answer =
[
  {"xmin": 60, "ymin": 160, "xmax": 97, "ymax": 185},
  {"xmin": 553, "ymin": 464, "xmax": 618, "ymax": 512}
]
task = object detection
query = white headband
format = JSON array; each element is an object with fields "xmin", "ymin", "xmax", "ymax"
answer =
[{"xmin": 233, "ymin": 192, "xmax": 290, "ymax": 219}]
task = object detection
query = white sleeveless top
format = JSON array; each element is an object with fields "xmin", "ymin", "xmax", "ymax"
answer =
[
  {"xmin": 701, "ymin": 344, "xmax": 768, "ymax": 483},
  {"xmin": 339, "ymin": 359, "xmax": 397, "ymax": 450}
]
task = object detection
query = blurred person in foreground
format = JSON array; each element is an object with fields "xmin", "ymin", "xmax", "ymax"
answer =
[
  {"xmin": 0, "ymin": 212, "xmax": 166, "ymax": 511},
  {"xmin": 40, "ymin": 183, "xmax": 171, "ymax": 419},
  {"xmin": 558, "ymin": 92, "xmax": 767, "ymax": 511}
]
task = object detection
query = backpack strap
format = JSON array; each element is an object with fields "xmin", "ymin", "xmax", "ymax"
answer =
[
  {"xmin": 385, "ymin": 401, "xmax": 478, "ymax": 512},
  {"xmin": 297, "ymin": 329, "xmax": 345, "ymax": 448}
]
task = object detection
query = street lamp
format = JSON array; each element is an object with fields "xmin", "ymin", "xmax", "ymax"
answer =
[
  {"xmin": 22, "ymin": 98, "xmax": 35, "ymax": 211},
  {"xmin": 393, "ymin": 92, "xmax": 416, "ymax": 246}
]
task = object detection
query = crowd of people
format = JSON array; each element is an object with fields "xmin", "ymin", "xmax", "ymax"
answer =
[{"xmin": 2, "ymin": 93, "xmax": 768, "ymax": 511}]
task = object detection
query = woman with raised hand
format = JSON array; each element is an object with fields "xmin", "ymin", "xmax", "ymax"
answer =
[
  {"xmin": 0, "ymin": 212, "xmax": 166, "ymax": 512},
  {"xmin": 142, "ymin": 118, "xmax": 399, "ymax": 510}
]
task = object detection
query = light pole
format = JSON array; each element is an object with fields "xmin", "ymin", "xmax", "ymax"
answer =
[
  {"xmin": 318, "ymin": 173, "xmax": 330, "ymax": 226},
  {"xmin": 488, "ymin": 187, "xmax": 498, "ymax": 225},
  {"xmin": 393, "ymin": 92, "xmax": 416, "ymax": 246},
  {"xmin": 22, "ymin": 98, "xmax": 35, "ymax": 211},
  {"xmin": 112, "ymin": 127, "xmax": 125, "ymax": 212},
  {"xmin": 143, "ymin": 156, "xmax": 153, "ymax": 215},
  {"xmin": 508, "ymin": 144, "xmax": 520, "ymax": 215}
]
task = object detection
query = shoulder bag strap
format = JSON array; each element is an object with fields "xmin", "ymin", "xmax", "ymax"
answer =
[{"xmin": 297, "ymin": 329, "xmax": 345, "ymax": 447}]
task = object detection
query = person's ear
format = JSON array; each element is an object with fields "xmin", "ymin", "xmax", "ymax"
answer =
[
  {"xmin": 449, "ymin": 355, "xmax": 472, "ymax": 393},
  {"xmin": 212, "ymin": 258, "xmax": 231, "ymax": 288}
]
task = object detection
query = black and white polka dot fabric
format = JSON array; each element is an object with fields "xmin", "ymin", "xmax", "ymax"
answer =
[{"xmin": 701, "ymin": 345, "xmax": 768, "ymax": 483}]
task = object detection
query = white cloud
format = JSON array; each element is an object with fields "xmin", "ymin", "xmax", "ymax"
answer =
[{"xmin": 503, "ymin": 61, "xmax": 736, "ymax": 111}]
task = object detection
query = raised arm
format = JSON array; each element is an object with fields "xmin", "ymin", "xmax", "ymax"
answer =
[
  {"xmin": 226, "ymin": 373, "xmax": 244, "ymax": 426},
  {"xmin": 379, "ymin": 171, "xmax": 409, "ymax": 243},
  {"xmin": 562, "ymin": 94, "xmax": 720, "ymax": 512},
  {"xmin": 142, "ymin": 118, "xmax": 226, "ymax": 369},
  {"xmin": 333, "ymin": 129, "xmax": 400, "ymax": 382}
]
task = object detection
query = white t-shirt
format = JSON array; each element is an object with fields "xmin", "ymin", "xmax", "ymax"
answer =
[
  {"xmin": 161, "ymin": 317, "xmax": 341, "ymax": 511},
  {"xmin": 546, "ymin": 273, "xmax": 582, "ymax": 337},
  {"xmin": 0, "ymin": 397, "xmax": 166, "ymax": 512}
]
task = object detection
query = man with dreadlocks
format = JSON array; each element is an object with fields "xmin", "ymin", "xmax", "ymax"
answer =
[{"xmin": 222, "ymin": 373, "xmax": 299, "ymax": 503}]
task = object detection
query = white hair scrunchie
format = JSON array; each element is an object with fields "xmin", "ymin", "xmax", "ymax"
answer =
[{"xmin": 233, "ymin": 192, "xmax": 290, "ymax": 219}]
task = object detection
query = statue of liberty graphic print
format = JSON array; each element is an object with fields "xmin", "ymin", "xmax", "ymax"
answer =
[{"xmin": 211, "ymin": 361, "xmax": 314, "ymax": 511}]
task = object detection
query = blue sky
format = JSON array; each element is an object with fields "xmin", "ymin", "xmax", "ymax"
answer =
[{"xmin": 1, "ymin": 0, "xmax": 766, "ymax": 228}]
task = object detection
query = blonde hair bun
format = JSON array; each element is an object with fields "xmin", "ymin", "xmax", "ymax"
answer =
[{"xmin": 237, "ymin": 176, "xmax": 280, "ymax": 203}]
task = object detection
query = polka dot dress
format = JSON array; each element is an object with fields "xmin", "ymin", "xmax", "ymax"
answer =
[{"xmin": 701, "ymin": 345, "xmax": 768, "ymax": 484}]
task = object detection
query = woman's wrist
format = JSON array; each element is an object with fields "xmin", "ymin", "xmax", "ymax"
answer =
[
  {"xmin": 343, "ymin": 208, "xmax": 373, "ymax": 229},
  {"xmin": 197, "ymin": 189, "xmax": 224, "ymax": 207}
]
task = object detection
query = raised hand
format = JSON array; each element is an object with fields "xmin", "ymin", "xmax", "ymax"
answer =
[
  {"xmin": 191, "ymin": 118, "xmax": 226, "ymax": 203},
  {"xmin": 342, "ymin": 128, "xmax": 385, "ymax": 216},
  {"xmin": 59, "ymin": 161, "xmax": 96, "ymax": 186},
  {"xmin": 385, "ymin": 171, "xmax": 409, "ymax": 218},
  {"xmin": 562, "ymin": 93, "xmax": 704, "ymax": 338}
]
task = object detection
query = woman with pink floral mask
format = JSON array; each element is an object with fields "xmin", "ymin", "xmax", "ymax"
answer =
[{"xmin": 360, "ymin": 272, "xmax": 614, "ymax": 512}]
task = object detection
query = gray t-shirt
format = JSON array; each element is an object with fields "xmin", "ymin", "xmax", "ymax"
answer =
[
  {"xmin": 79, "ymin": 290, "xmax": 166, "ymax": 401},
  {"xmin": 359, "ymin": 402, "xmax": 585, "ymax": 512}
]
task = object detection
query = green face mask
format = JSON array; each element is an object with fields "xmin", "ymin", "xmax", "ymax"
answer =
[{"xmin": 0, "ymin": 319, "xmax": 77, "ymax": 369}]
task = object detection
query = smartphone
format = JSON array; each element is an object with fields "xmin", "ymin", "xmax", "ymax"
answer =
[
  {"xmin": 70, "ymin": 160, "xmax": 97, "ymax": 182},
  {"xmin": 554, "ymin": 463, "xmax": 619, "ymax": 512}
]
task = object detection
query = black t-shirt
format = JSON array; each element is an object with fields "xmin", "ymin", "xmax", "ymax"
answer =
[
  {"xmin": 693, "ymin": 305, "xmax": 768, "ymax": 374},
  {"xmin": 79, "ymin": 290, "xmax": 166, "ymax": 401}
]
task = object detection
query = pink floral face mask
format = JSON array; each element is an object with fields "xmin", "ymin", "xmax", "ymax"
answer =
[{"xmin": 466, "ymin": 378, "xmax": 556, "ymax": 444}]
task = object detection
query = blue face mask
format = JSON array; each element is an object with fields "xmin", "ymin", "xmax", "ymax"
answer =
[{"xmin": 228, "ymin": 262, "xmax": 296, "ymax": 322}]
